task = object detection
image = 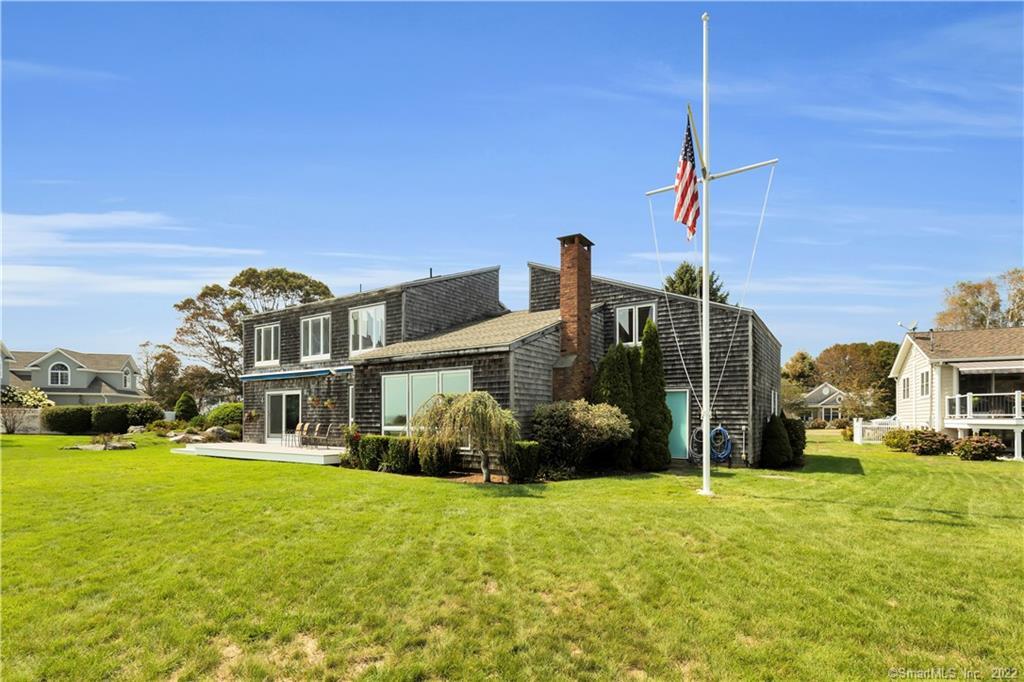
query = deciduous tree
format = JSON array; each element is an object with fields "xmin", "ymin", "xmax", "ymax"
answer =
[
  {"xmin": 935, "ymin": 278, "xmax": 1004, "ymax": 330},
  {"xmin": 781, "ymin": 350, "xmax": 819, "ymax": 390}
]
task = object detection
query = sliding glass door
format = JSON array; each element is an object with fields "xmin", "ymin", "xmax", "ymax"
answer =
[{"xmin": 266, "ymin": 391, "xmax": 301, "ymax": 444}]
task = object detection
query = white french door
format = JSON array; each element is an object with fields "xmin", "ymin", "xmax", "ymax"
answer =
[{"xmin": 265, "ymin": 391, "xmax": 301, "ymax": 445}]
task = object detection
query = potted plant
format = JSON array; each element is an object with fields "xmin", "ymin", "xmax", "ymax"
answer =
[
  {"xmin": 244, "ymin": 409, "xmax": 262, "ymax": 424},
  {"xmin": 323, "ymin": 398, "xmax": 336, "ymax": 409},
  {"xmin": 308, "ymin": 396, "xmax": 323, "ymax": 408}
]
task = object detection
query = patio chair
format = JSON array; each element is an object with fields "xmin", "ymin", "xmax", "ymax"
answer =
[
  {"xmin": 286, "ymin": 423, "xmax": 306, "ymax": 448},
  {"xmin": 306, "ymin": 423, "xmax": 325, "ymax": 448},
  {"xmin": 324, "ymin": 423, "xmax": 343, "ymax": 448}
]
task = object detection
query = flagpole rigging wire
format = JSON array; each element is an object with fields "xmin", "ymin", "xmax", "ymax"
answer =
[
  {"xmin": 647, "ymin": 195, "xmax": 703, "ymax": 414},
  {"xmin": 710, "ymin": 164, "xmax": 775, "ymax": 411}
]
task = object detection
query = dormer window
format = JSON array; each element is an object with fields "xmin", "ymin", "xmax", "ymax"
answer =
[
  {"xmin": 350, "ymin": 303, "xmax": 386, "ymax": 355},
  {"xmin": 301, "ymin": 313, "xmax": 331, "ymax": 362},
  {"xmin": 49, "ymin": 362, "xmax": 70, "ymax": 386},
  {"xmin": 615, "ymin": 303, "xmax": 655, "ymax": 346},
  {"xmin": 123, "ymin": 369, "xmax": 131, "ymax": 389}
]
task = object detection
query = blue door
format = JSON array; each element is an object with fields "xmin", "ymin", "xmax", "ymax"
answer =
[{"xmin": 666, "ymin": 390, "xmax": 689, "ymax": 459}]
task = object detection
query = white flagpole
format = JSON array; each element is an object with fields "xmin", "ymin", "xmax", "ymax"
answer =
[{"xmin": 698, "ymin": 11, "xmax": 713, "ymax": 496}]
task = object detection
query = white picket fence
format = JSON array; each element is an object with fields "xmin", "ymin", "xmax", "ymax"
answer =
[{"xmin": 852, "ymin": 417, "xmax": 900, "ymax": 444}]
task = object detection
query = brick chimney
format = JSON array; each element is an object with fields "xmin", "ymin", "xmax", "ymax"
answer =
[{"xmin": 552, "ymin": 233, "xmax": 594, "ymax": 401}]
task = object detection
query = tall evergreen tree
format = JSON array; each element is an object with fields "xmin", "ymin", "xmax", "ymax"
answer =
[
  {"xmin": 593, "ymin": 344, "xmax": 637, "ymax": 463},
  {"xmin": 635, "ymin": 319, "xmax": 672, "ymax": 470}
]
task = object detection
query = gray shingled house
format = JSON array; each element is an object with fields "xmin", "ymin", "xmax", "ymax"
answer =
[
  {"xmin": 0, "ymin": 344, "xmax": 147, "ymax": 405},
  {"xmin": 240, "ymin": 233, "xmax": 781, "ymax": 465}
]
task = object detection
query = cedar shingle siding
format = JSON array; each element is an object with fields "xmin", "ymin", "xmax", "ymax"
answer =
[
  {"xmin": 528, "ymin": 263, "xmax": 781, "ymax": 465},
  {"xmin": 239, "ymin": 259, "xmax": 780, "ymax": 466}
]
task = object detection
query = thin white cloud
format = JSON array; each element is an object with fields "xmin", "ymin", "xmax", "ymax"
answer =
[
  {"xmin": 628, "ymin": 251, "xmax": 732, "ymax": 264},
  {"xmin": 3, "ymin": 59, "xmax": 123, "ymax": 82}
]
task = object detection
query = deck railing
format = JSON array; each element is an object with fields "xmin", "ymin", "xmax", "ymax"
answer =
[{"xmin": 945, "ymin": 391, "xmax": 1023, "ymax": 420}]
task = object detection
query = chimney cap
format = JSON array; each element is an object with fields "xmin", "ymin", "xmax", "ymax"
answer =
[{"xmin": 557, "ymin": 233, "xmax": 595, "ymax": 247}]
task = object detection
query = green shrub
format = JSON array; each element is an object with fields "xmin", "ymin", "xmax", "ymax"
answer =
[
  {"xmin": 807, "ymin": 418, "xmax": 828, "ymax": 430},
  {"xmin": 831, "ymin": 417, "xmax": 851, "ymax": 430},
  {"xmin": 532, "ymin": 400, "xmax": 633, "ymax": 472},
  {"xmin": 223, "ymin": 423, "xmax": 242, "ymax": 441},
  {"xmin": 532, "ymin": 401, "xmax": 583, "ymax": 469},
  {"xmin": 592, "ymin": 344, "xmax": 638, "ymax": 463},
  {"xmin": 91, "ymin": 404, "xmax": 130, "ymax": 434},
  {"xmin": 501, "ymin": 440, "xmax": 541, "ymax": 483},
  {"xmin": 174, "ymin": 391, "xmax": 199, "ymax": 422},
  {"xmin": 416, "ymin": 439, "xmax": 456, "ymax": 476},
  {"xmin": 380, "ymin": 436, "xmax": 418, "ymax": 474},
  {"xmin": 206, "ymin": 402, "xmax": 243, "ymax": 427},
  {"xmin": 907, "ymin": 430, "xmax": 953, "ymax": 456},
  {"xmin": 782, "ymin": 416, "xmax": 807, "ymax": 464},
  {"xmin": 841, "ymin": 426, "xmax": 853, "ymax": 441},
  {"xmin": 759, "ymin": 413, "xmax": 794, "ymax": 468},
  {"xmin": 580, "ymin": 402, "xmax": 633, "ymax": 469},
  {"xmin": 41, "ymin": 405, "xmax": 93, "ymax": 434},
  {"xmin": 146, "ymin": 419, "xmax": 185, "ymax": 433},
  {"xmin": 358, "ymin": 434, "xmax": 389, "ymax": 471},
  {"xmin": 882, "ymin": 428, "xmax": 914, "ymax": 452},
  {"xmin": 188, "ymin": 414, "xmax": 207, "ymax": 429},
  {"xmin": 953, "ymin": 435, "xmax": 1007, "ymax": 461},
  {"xmin": 126, "ymin": 401, "xmax": 163, "ymax": 426},
  {"xmin": 2, "ymin": 385, "xmax": 53, "ymax": 408},
  {"xmin": 635, "ymin": 319, "xmax": 672, "ymax": 471}
]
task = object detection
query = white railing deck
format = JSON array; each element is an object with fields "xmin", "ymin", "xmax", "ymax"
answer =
[{"xmin": 945, "ymin": 391, "xmax": 1023, "ymax": 420}]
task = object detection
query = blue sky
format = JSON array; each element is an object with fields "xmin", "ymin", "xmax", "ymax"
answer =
[{"xmin": 3, "ymin": 2, "xmax": 1022, "ymax": 360}]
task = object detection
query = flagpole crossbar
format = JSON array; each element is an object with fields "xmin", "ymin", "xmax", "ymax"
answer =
[{"xmin": 644, "ymin": 158, "xmax": 777, "ymax": 197}]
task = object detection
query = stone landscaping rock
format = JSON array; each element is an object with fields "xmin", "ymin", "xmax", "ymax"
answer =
[
  {"xmin": 202, "ymin": 426, "xmax": 231, "ymax": 442},
  {"xmin": 127, "ymin": 425, "xmax": 146, "ymax": 434},
  {"xmin": 60, "ymin": 441, "xmax": 137, "ymax": 451},
  {"xmin": 169, "ymin": 433, "xmax": 203, "ymax": 444}
]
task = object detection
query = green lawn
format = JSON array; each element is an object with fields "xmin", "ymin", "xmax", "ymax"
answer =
[{"xmin": 2, "ymin": 432, "xmax": 1022, "ymax": 680}]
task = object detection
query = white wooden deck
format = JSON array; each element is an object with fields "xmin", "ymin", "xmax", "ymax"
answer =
[{"xmin": 172, "ymin": 442, "xmax": 344, "ymax": 465}]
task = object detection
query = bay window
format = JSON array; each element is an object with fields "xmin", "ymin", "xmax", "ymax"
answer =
[
  {"xmin": 350, "ymin": 303, "xmax": 386, "ymax": 355},
  {"xmin": 301, "ymin": 313, "xmax": 331, "ymax": 361},
  {"xmin": 381, "ymin": 368, "xmax": 472, "ymax": 435}
]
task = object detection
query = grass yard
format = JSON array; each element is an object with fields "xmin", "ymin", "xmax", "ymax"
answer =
[{"xmin": 2, "ymin": 432, "xmax": 1022, "ymax": 680}]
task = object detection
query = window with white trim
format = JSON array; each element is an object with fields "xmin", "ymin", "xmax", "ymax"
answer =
[
  {"xmin": 902, "ymin": 377, "xmax": 910, "ymax": 399},
  {"xmin": 123, "ymin": 369, "xmax": 131, "ymax": 389},
  {"xmin": 382, "ymin": 368, "xmax": 471, "ymax": 435},
  {"xmin": 301, "ymin": 313, "xmax": 331, "ymax": 361},
  {"xmin": 254, "ymin": 324, "xmax": 280, "ymax": 366},
  {"xmin": 350, "ymin": 303, "xmax": 386, "ymax": 355},
  {"xmin": 771, "ymin": 389, "xmax": 779, "ymax": 415},
  {"xmin": 615, "ymin": 303, "xmax": 656, "ymax": 345},
  {"xmin": 920, "ymin": 371, "xmax": 930, "ymax": 397},
  {"xmin": 49, "ymin": 362, "xmax": 70, "ymax": 386}
]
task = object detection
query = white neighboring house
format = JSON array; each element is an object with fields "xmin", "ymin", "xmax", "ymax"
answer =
[
  {"xmin": 1, "ymin": 343, "xmax": 148, "ymax": 405},
  {"xmin": 800, "ymin": 382, "xmax": 846, "ymax": 422},
  {"xmin": 888, "ymin": 328, "xmax": 1023, "ymax": 460}
]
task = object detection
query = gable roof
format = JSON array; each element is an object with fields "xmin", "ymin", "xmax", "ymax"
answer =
[
  {"xmin": 352, "ymin": 309, "xmax": 562, "ymax": 362},
  {"xmin": 889, "ymin": 327, "xmax": 1024, "ymax": 377},
  {"xmin": 802, "ymin": 382, "xmax": 846, "ymax": 407},
  {"xmin": 13, "ymin": 348, "xmax": 137, "ymax": 373}
]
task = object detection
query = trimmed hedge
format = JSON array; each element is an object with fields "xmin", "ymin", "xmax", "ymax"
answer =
[
  {"xmin": 782, "ymin": 416, "xmax": 807, "ymax": 464},
  {"xmin": 501, "ymin": 440, "xmax": 540, "ymax": 483},
  {"xmin": 126, "ymin": 401, "xmax": 163, "ymax": 427},
  {"xmin": 759, "ymin": 413, "xmax": 794, "ymax": 469},
  {"xmin": 92, "ymin": 404, "xmax": 130, "ymax": 434},
  {"xmin": 206, "ymin": 402, "xmax": 243, "ymax": 427},
  {"xmin": 358, "ymin": 434, "xmax": 389, "ymax": 471},
  {"xmin": 41, "ymin": 405, "xmax": 93, "ymax": 434},
  {"xmin": 380, "ymin": 436, "xmax": 418, "ymax": 474},
  {"xmin": 417, "ymin": 439, "xmax": 456, "ymax": 477},
  {"xmin": 532, "ymin": 400, "xmax": 633, "ymax": 472},
  {"xmin": 908, "ymin": 430, "xmax": 953, "ymax": 456},
  {"xmin": 953, "ymin": 435, "xmax": 1007, "ymax": 461},
  {"xmin": 807, "ymin": 418, "xmax": 828, "ymax": 430}
]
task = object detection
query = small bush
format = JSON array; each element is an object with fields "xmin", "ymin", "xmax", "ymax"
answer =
[
  {"xmin": 223, "ymin": 423, "xmax": 242, "ymax": 441},
  {"xmin": 759, "ymin": 413, "xmax": 794, "ymax": 468},
  {"xmin": 357, "ymin": 434, "xmax": 389, "ymax": 471},
  {"xmin": 953, "ymin": 435, "xmax": 1007, "ymax": 461},
  {"xmin": 782, "ymin": 417, "xmax": 807, "ymax": 463},
  {"xmin": 174, "ymin": 391, "xmax": 199, "ymax": 422},
  {"xmin": 417, "ymin": 439, "xmax": 456, "ymax": 476},
  {"xmin": 2, "ymin": 385, "xmax": 53, "ymax": 408},
  {"xmin": 188, "ymin": 414, "xmax": 207, "ymax": 429},
  {"xmin": 882, "ymin": 428, "xmax": 914, "ymax": 452},
  {"xmin": 126, "ymin": 401, "xmax": 164, "ymax": 427},
  {"xmin": 907, "ymin": 430, "xmax": 953, "ymax": 456},
  {"xmin": 205, "ymin": 402, "xmax": 243, "ymax": 427},
  {"xmin": 146, "ymin": 419, "xmax": 184, "ymax": 433},
  {"xmin": 532, "ymin": 400, "xmax": 633, "ymax": 472},
  {"xmin": 831, "ymin": 417, "xmax": 851, "ymax": 430},
  {"xmin": 807, "ymin": 418, "xmax": 828, "ymax": 430},
  {"xmin": 841, "ymin": 426, "xmax": 853, "ymax": 441},
  {"xmin": 380, "ymin": 436, "xmax": 418, "ymax": 474},
  {"xmin": 501, "ymin": 440, "xmax": 541, "ymax": 483},
  {"xmin": 91, "ymin": 404, "xmax": 130, "ymax": 434},
  {"xmin": 532, "ymin": 402, "xmax": 582, "ymax": 469},
  {"xmin": 42, "ymin": 405, "xmax": 93, "ymax": 434}
]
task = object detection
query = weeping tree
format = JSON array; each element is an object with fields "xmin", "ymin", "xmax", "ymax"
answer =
[{"xmin": 411, "ymin": 391, "xmax": 519, "ymax": 483}]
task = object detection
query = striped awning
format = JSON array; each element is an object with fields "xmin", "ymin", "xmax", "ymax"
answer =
[{"xmin": 951, "ymin": 360, "xmax": 1024, "ymax": 374}]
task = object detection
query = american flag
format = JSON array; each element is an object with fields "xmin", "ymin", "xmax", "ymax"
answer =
[{"xmin": 673, "ymin": 119, "xmax": 701, "ymax": 240}]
